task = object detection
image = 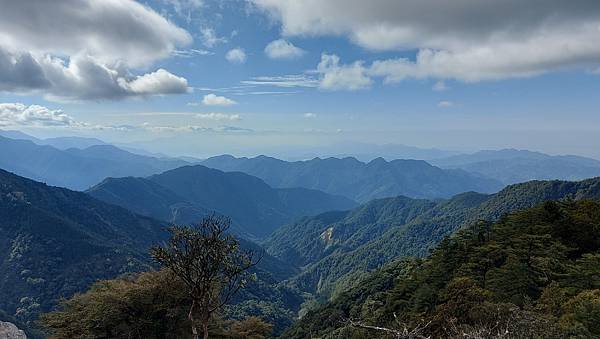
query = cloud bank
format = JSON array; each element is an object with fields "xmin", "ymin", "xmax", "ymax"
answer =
[
  {"xmin": 0, "ymin": 103, "xmax": 79, "ymax": 127},
  {"xmin": 252, "ymin": 0, "xmax": 600, "ymax": 82},
  {"xmin": 0, "ymin": 0, "xmax": 191, "ymax": 100},
  {"xmin": 196, "ymin": 112, "xmax": 241, "ymax": 121}
]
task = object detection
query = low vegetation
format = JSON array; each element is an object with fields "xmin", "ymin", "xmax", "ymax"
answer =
[{"xmin": 41, "ymin": 216, "xmax": 270, "ymax": 339}]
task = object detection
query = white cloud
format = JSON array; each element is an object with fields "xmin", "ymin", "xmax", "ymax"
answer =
[
  {"xmin": 432, "ymin": 80, "xmax": 448, "ymax": 91},
  {"xmin": 0, "ymin": 103, "xmax": 79, "ymax": 127},
  {"xmin": 251, "ymin": 0, "xmax": 600, "ymax": 81},
  {"xmin": 316, "ymin": 54, "xmax": 372, "ymax": 91},
  {"xmin": 199, "ymin": 28, "xmax": 227, "ymax": 48},
  {"xmin": 437, "ymin": 101, "xmax": 453, "ymax": 108},
  {"xmin": 303, "ymin": 112, "xmax": 317, "ymax": 118},
  {"xmin": 0, "ymin": 0, "xmax": 191, "ymax": 67},
  {"xmin": 368, "ymin": 35, "xmax": 600, "ymax": 82},
  {"xmin": 141, "ymin": 124, "xmax": 251, "ymax": 133},
  {"xmin": 144, "ymin": 125, "xmax": 211, "ymax": 133},
  {"xmin": 0, "ymin": 0, "xmax": 191, "ymax": 100},
  {"xmin": 202, "ymin": 93, "xmax": 237, "ymax": 106},
  {"xmin": 0, "ymin": 51, "xmax": 189, "ymax": 101},
  {"xmin": 172, "ymin": 49, "xmax": 213, "ymax": 57},
  {"xmin": 124, "ymin": 69, "xmax": 189, "ymax": 95},
  {"xmin": 241, "ymin": 75, "xmax": 319, "ymax": 88},
  {"xmin": 196, "ymin": 112, "xmax": 241, "ymax": 121},
  {"xmin": 264, "ymin": 39, "xmax": 305, "ymax": 59},
  {"xmin": 226, "ymin": 48, "xmax": 247, "ymax": 64}
]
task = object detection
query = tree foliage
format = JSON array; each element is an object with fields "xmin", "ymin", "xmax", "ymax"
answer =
[{"xmin": 40, "ymin": 269, "xmax": 272, "ymax": 339}]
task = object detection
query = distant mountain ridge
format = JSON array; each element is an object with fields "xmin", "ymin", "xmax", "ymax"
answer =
[
  {"xmin": 0, "ymin": 135, "xmax": 190, "ymax": 190},
  {"xmin": 201, "ymin": 155, "xmax": 503, "ymax": 202},
  {"xmin": 87, "ymin": 165, "xmax": 358, "ymax": 239},
  {"xmin": 0, "ymin": 129, "xmax": 107, "ymax": 150},
  {"xmin": 432, "ymin": 148, "xmax": 600, "ymax": 184},
  {"xmin": 282, "ymin": 141, "xmax": 458, "ymax": 161}
]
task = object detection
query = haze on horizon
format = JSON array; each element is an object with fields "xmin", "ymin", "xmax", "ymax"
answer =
[{"xmin": 1, "ymin": 0, "xmax": 600, "ymax": 159}]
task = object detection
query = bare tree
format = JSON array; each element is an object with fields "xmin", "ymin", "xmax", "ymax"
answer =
[
  {"xmin": 150, "ymin": 215, "xmax": 260, "ymax": 339},
  {"xmin": 346, "ymin": 313, "xmax": 432, "ymax": 339},
  {"xmin": 442, "ymin": 304, "xmax": 560, "ymax": 339}
]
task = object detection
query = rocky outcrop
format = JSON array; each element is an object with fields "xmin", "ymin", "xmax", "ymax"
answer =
[{"xmin": 0, "ymin": 321, "xmax": 27, "ymax": 339}]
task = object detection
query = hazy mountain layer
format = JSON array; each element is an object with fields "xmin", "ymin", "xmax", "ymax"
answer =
[
  {"xmin": 432, "ymin": 149, "xmax": 600, "ymax": 184},
  {"xmin": 0, "ymin": 135, "xmax": 189, "ymax": 190},
  {"xmin": 202, "ymin": 155, "xmax": 503, "ymax": 202}
]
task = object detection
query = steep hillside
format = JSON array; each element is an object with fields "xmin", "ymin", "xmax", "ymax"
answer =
[
  {"xmin": 0, "ymin": 136, "xmax": 189, "ymax": 190},
  {"xmin": 269, "ymin": 178, "xmax": 600, "ymax": 298},
  {"xmin": 0, "ymin": 168, "xmax": 166, "ymax": 326},
  {"xmin": 284, "ymin": 200, "xmax": 600, "ymax": 338},
  {"xmin": 0, "ymin": 169, "xmax": 303, "ymax": 333},
  {"xmin": 265, "ymin": 196, "xmax": 436, "ymax": 268},
  {"xmin": 87, "ymin": 177, "xmax": 210, "ymax": 225},
  {"xmin": 201, "ymin": 155, "xmax": 502, "ymax": 202},
  {"xmin": 88, "ymin": 165, "xmax": 357, "ymax": 239}
]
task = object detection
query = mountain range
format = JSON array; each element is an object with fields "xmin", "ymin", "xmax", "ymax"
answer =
[
  {"xmin": 278, "ymin": 141, "xmax": 459, "ymax": 161},
  {"xmin": 0, "ymin": 130, "xmax": 107, "ymax": 150},
  {"xmin": 0, "ymin": 135, "xmax": 189, "ymax": 190},
  {"xmin": 87, "ymin": 165, "xmax": 357, "ymax": 239},
  {"xmin": 201, "ymin": 155, "xmax": 503, "ymax": 202},
  {"xmin": 2, "ymin": 150, "xmax": 600, "ymax": 335},
  {"xmin": 3, "ymin": 129, "xmax": 600, "ymax": 336},
  {"xmin": 431, "ymin": 148, "xmax": 600, "ymax": 185},
  {"xmin": 4, "ymin": 129, "xmax": 600, "ymax": 201}
]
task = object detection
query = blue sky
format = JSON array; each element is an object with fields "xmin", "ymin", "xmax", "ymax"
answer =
[{"xmin": 1, "ymin": 0, "xmax": 600, "ymax": 158}]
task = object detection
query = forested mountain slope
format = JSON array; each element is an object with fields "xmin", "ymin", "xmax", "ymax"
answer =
[
  {"xmin": 284, "ymin": 200, "xmax": 600, "ymax": 338},
  {"xmin": 268, "ymin": 178, "xmax": 600, "ymax": 298},
  {"xmin": 265, "ymin": 196, "xmax": 437, "ymax": 268},
  {"xmin": 88, "ymin": 165, "xmax": 357, "ymax": 239},
  {"xmin": 0, "ymin": 168, "xmax": 304, "ymax": 334},
  {"xmin": 0, "ymin": 168, "xmax": 166, "ymax": 327}
]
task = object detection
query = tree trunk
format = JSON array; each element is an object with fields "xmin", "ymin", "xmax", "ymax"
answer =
[
  {"xmin": 203, "ymin": 320, "xmax": 209, "ymax": 339},
  {"xmin": 201, "ymin": 311, "xmax": 210, "ymax": 339},
  {"xmin": 189, "ymin": 300, "xmax": 199, "ymax": 339}
]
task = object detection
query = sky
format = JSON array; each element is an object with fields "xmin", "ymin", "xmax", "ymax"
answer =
[{"xmin": 1, "ymin": 0, "xmax": 600, "ymax": 158}]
